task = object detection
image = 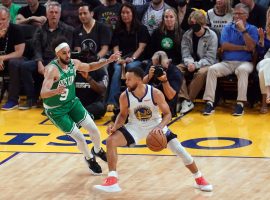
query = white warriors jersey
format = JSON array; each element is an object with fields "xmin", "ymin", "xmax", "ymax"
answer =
[{"xmin": 125, "ymin": 84, "xmax": 168, "ymax": 133}]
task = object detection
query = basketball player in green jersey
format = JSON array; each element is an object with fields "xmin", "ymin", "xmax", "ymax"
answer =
[{"xmin": 40, "ymin": 37, "xmax": 121, "ymax": 175}]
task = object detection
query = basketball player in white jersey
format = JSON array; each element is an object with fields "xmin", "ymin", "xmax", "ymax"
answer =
[{"xmin": 94, "ymin": 67, "xmax": 213, "ymax": 192}]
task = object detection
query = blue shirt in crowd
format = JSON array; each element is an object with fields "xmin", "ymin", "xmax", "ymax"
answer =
[{"xmin": 220, "ymin": 22, "xmax": 259, "ymax": 62}]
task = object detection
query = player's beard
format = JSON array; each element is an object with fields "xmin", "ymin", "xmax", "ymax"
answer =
[
  {"xmin": 59, "ymin": 57, "xmax": 70, "ymax": 65},
  {"xmin": 128, "ymin": 83, "xmax": 138, "ymax": 92}
]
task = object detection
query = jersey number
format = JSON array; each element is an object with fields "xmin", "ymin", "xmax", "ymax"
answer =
[{"xmin": 60, "ymin": 89, "xmax": 69, "ymax": 101}]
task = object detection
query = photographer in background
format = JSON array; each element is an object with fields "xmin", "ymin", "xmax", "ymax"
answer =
[{"xmin": 143, "ymin": 51, "xmax": 183, "ymax": 117}]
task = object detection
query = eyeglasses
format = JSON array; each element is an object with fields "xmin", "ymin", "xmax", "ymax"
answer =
[{"xmin": 233, "ymin": 12, "xmax": 247, "ymax": 16}]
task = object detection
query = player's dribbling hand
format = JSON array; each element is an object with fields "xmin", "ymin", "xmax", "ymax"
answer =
[{"xmin": 150, "ymin": 126, "xmax": 163, "ymax": 135}]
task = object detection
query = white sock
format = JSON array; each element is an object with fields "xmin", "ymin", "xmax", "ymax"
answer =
[
  {"xmin": 94, "ymin": 146, "xmax": 101, "ymax": 153},
  {"xmin": 193, "ymin": 171, "xmax": 202, "ymax": 179},
  {"xmin": 207, "ymin": 101, "xmax": 213, "ymax": 106},
  {"xmin": 108, "ymin": 171, "xmax": 118, "ymax": 178},
  {"xmin": 237, "ymin": 102, "xmax": 244, "ymax": 107}
]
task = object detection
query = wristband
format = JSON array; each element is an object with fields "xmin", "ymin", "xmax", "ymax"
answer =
[{"xmin": 242, "ymin": 30, "xmax": 248, "ymax": 34}]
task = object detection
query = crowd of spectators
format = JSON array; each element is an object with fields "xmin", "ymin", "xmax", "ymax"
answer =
[{"xmin": 0, "ymin": 0, "xmax": 270, "ymax": 117}]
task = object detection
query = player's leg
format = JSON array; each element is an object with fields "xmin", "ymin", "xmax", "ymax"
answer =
[
  {"xmin": 45, "ymin": 108, "xmax": 102, "ymax": 175},
  {"xmin": 70, "ymin": 99, "xmax": 106, "ymax": 162},
  {"xmin": 166, "ymin": 132, "xmax": 213, "ymax": 192},
  {"xmin": 94, "ymin": 127, "xmax": 134, "ymax": 192}
]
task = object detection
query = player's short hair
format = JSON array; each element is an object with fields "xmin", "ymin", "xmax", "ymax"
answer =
[
  {"xmin": 79, "ymin": 3, "xmax": 93, "ymax": 12},
  {"xmin": 51, "ymin": 37, "xmax": 69, "ymax": 52},
  {"xmin": 127, "ymin": 67, "xmax": 144, "ymax": 80}
]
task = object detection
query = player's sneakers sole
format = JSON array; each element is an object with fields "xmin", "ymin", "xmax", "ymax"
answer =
[{"xmin": 94, "ymin": 176, "xmax": 122, "ymax": 192}]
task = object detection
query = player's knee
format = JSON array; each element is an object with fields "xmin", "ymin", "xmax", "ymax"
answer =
[{"xmin": 106, "ymin": 135, "xmax": 117, "ymax": 148}]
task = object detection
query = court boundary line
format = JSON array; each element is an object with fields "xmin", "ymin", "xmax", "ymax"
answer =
[{"xmin": 0, "ymin": 152, "xmax": 19, "ymax": 166}]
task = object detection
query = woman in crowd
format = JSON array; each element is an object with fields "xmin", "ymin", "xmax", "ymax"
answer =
[
  {"xmin": 150, "ymin": 8, "xmax": 182, "ymax": 65},
  {"xmin": 106, "ymin": 3, "xmax": 150, "ymax": 111},
  {"xmin": 206, "ymin": 0, "xmax": 233, "ymax": 38}
]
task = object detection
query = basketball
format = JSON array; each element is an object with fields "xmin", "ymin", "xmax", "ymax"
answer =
[{"xmin": 146, "ymin": 132, "xmax": 167, "ymax": 152}]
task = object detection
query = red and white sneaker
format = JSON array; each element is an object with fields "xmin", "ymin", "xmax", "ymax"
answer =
[
  {"xmin": 94, "ymin": 176, "xmax": 122, "ymax": 192},
  {"xmin": 194, "ymin": 176, "xmax": 213, "ymax": 192}
]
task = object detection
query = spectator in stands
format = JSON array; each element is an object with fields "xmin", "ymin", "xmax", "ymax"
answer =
[
  {"xmin": 136, "ymin": 0, "xmax": 171, "ymax": 35},
  {"xmin": 33, "ymin": 1, "xmax": 74, "ymax": 75},
  {"xmin": 240, "ymin": 0, "xmax": 266, "ymax": 28},
  {"xmin": 256, "ymin": 7, "xmax": 270, "ymax": 114},
  {"xmin": 61, "ymin": 0, "xmax": 83, "ymax": 28},
  {"xmin": 202, "ymin": 3, "xmax": 258, "ymax": 116},
  {"xmin": 150, "ymin": 8, "xmax": 182, "ymax": 65},
  {"xmin": 73, "ymin": 4, "xmax": 112, "ymax": 64},
  {"xmin": 93, "ymin": 0, "xmax": 122, "ymax": 30},
  {"xmin": 176, "ymin": 0, "xmax": 194, "ymax": 31},
  {"xmin": 1, "ymin": 0, "xmax": 21, "ymax": 24},
  {"xmin": 206, "ymin": 0, "xmax": 233, "ymax": 38},
  {"xmin": 17, "ymin": 1, "xmax": 74, "ymax": 109},
  {"xmin": 106, "ymin": 3, "xmax": 150, "ymax": 111},
  {"xmin": 16, "ymin": 0, "xmax": 47, "ymax": 27},
  {"xmin": 75, "ymin": 68, "xmax": 109, "ymax": 119},
  {"xmin": 179, "ymin": 10, "xmax": 218, "ymax": 114},
  {"xmin": 143, "ymin": 51, "xmax": 182, "ymax": 117},
  {"xmin": 0, "ymin": 6, "xmax": 25, "ymax": 110}
]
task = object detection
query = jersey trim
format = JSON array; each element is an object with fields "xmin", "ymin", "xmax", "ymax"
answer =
[
  {"xmin": 130, "ymin": 85, "xmax": 148, "ymax": 102},
  {"xmin": 150, "ymin": 86, "xmax": 157, "ymax": 106},
  {"xmin": 125, "ymin": 89, "xmax": 130, "ymax": 108}
]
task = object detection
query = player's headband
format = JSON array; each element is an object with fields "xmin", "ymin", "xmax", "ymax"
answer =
[{"xmin": 55, "ymin": 42, "xmax": 69, "ymax": 53}]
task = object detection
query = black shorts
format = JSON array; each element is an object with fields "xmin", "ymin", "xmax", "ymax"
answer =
[{"xmin": 118, "ymin": 127, "xmax": 177, "ymax": 147}]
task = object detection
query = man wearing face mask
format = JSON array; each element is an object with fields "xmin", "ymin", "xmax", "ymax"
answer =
[
  {"xmin": 178, "ymin": 10, "xmax": 218, "ymax": 114},
  {"xmin": 202, "ymin": 3, "xmax": 258, "ymax": 116},
  {"xmin": 143, "ymin": 51, "xmax": 183, "ymax": 117}
]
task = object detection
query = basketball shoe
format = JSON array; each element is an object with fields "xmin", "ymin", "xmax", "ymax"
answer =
[
  {"xmin": 84, "ymin": 157, "xmax": 102, "ymax": 175},
  {"xmin": 91, "ymin": 147, "xmax": 107, "ymax": 162},
  {"xmin": 194, "ymin": 176, "xmax": 213, "ymax": 192},
  {"xmin": 94, "ymin": 176, "xmax": 122, "ymax": 192}
]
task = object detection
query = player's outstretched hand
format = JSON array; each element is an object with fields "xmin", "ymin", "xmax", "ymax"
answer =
[{"xmin": 108, "ymin": 51, "xmax": 122, "ymax": 63}]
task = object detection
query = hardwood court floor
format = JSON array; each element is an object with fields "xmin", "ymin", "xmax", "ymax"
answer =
[{"xmin": 1, "ymin": 102, "xmax": 270, "ymax": 200}]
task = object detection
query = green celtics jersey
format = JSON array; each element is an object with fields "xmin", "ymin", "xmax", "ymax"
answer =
[{"xmin": 43, "ymin": 59, "xmax": 76, "ymax": 107}]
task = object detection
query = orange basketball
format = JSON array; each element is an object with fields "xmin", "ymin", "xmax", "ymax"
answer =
[{"xmin": 146, "ymin": 132, "xmax": 167, "ymax": 152}]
